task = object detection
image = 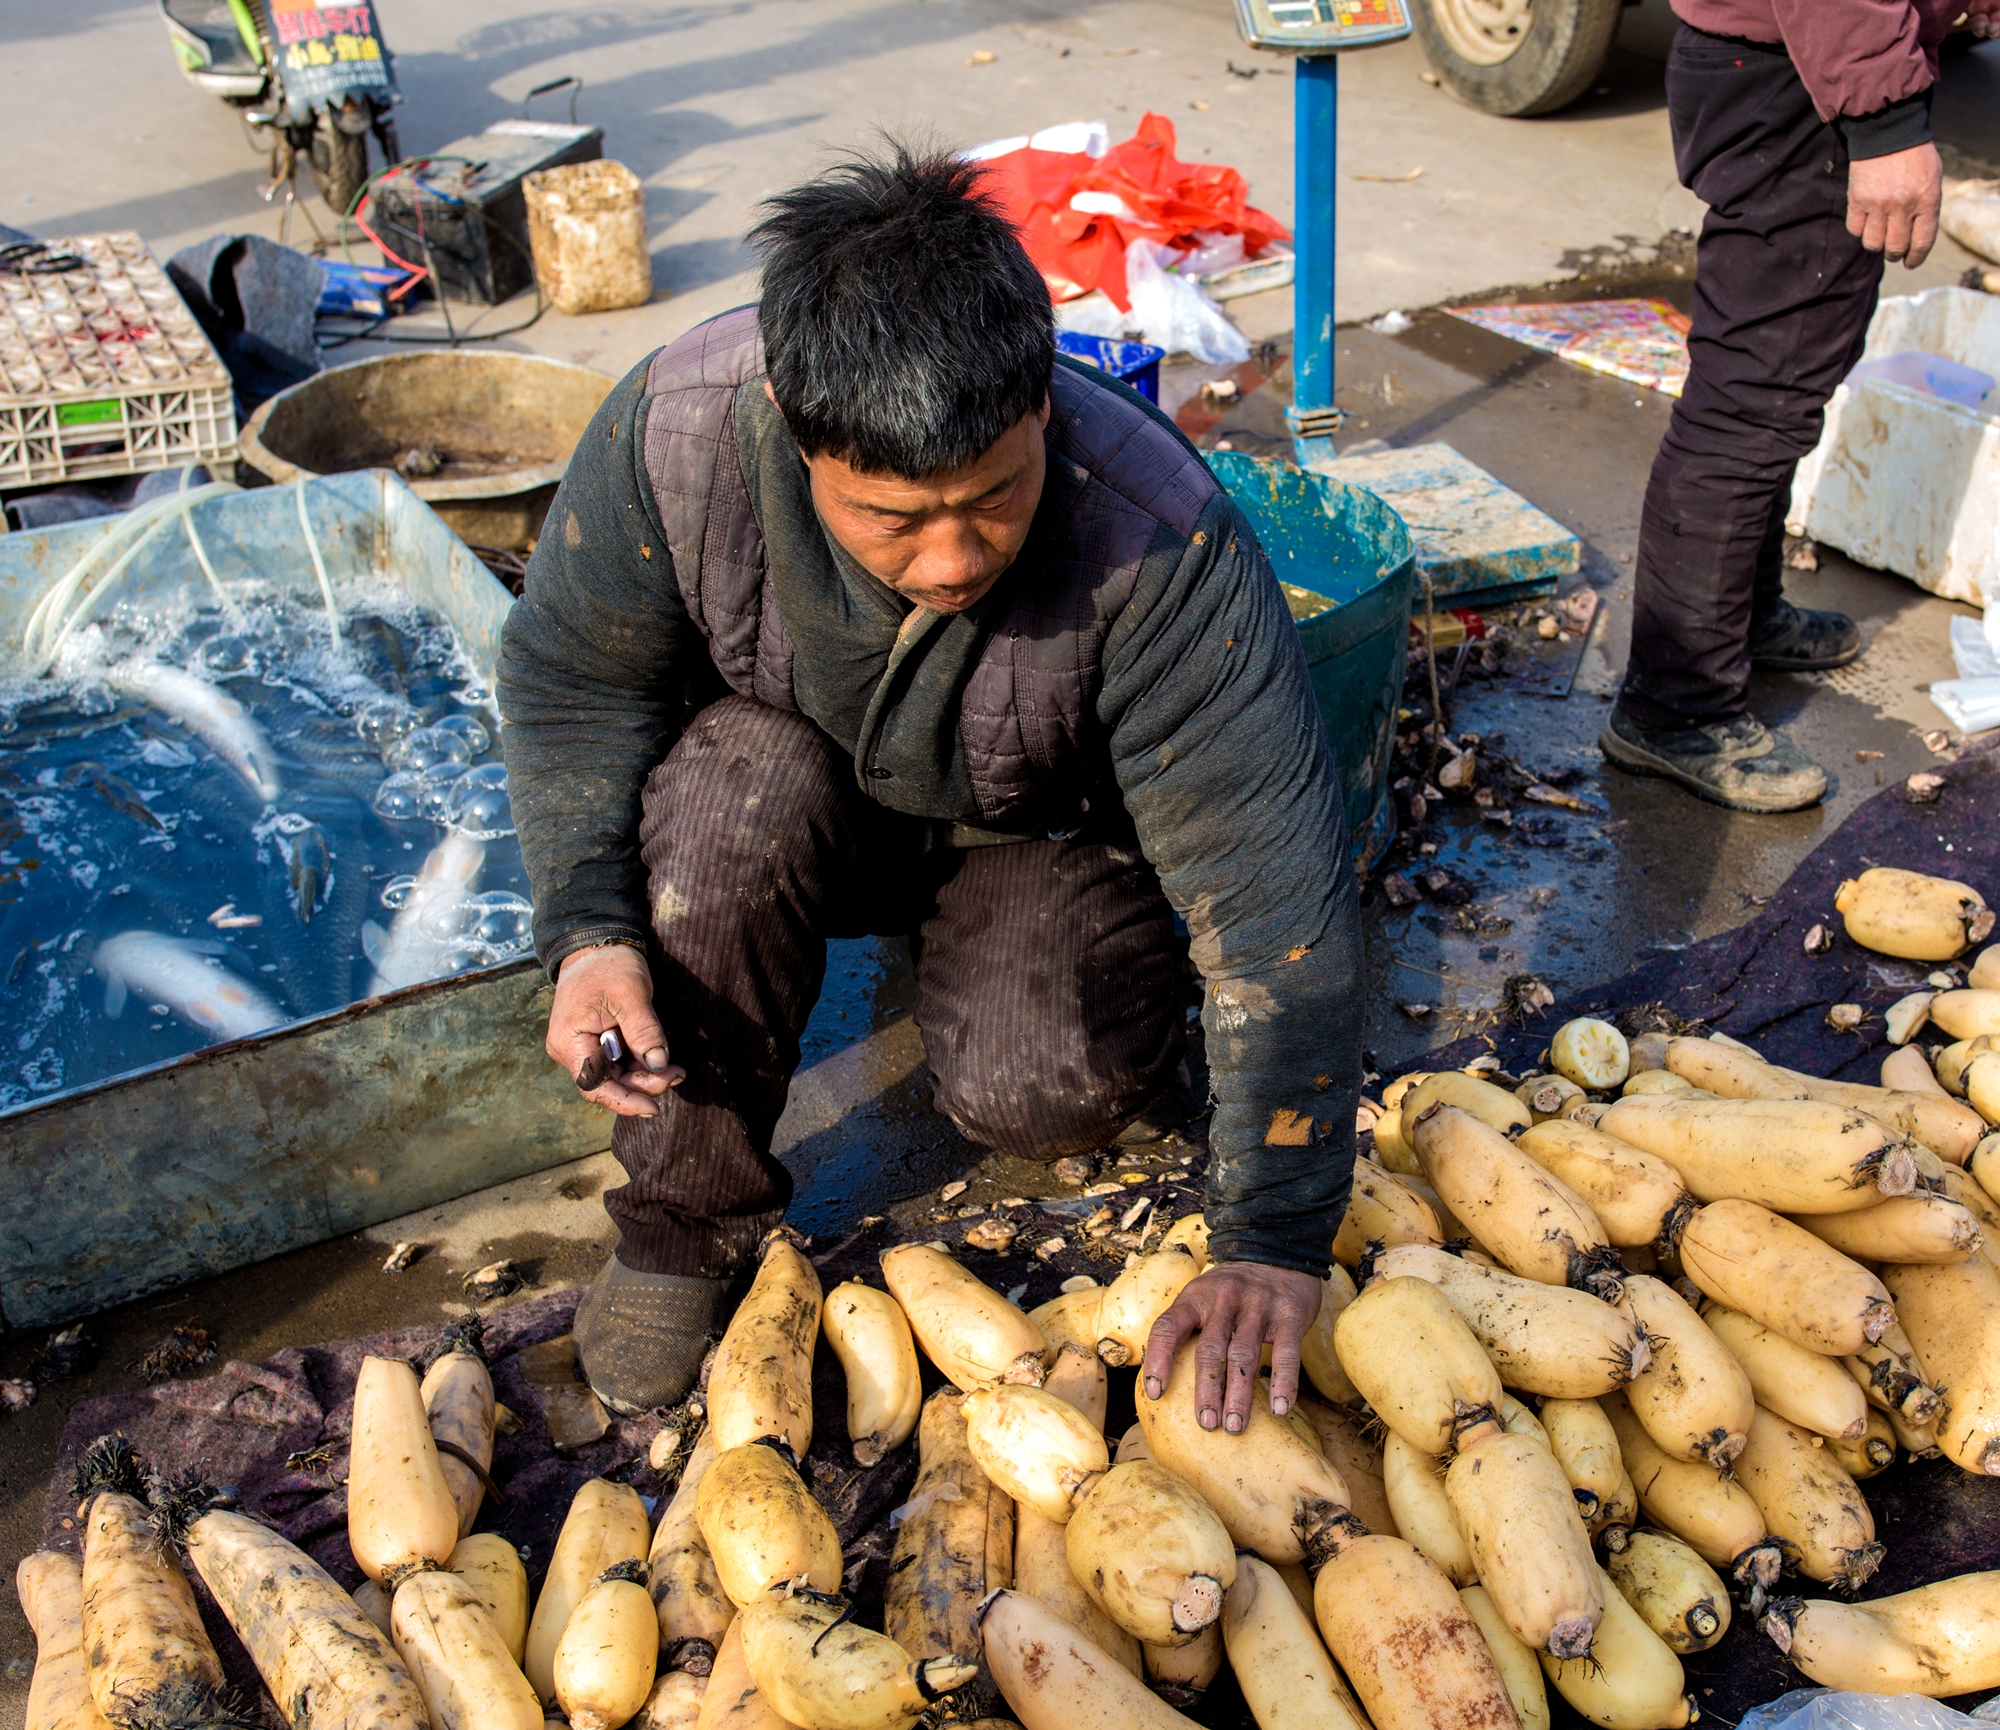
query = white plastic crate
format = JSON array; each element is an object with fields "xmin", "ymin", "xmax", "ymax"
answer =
[
  {"xmin": 0, "ymin": 230, "xmax": 236, "ymax": 489},
  {"xmin": 1788, "ymin": 286, "xmax": 2000, "ymax": 610}
]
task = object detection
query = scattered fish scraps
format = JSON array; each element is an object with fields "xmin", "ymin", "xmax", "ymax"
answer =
[
  {"xmin": 1036, "ymin": 1236, "xmax": 1068, "ymax": 1261},
  {"xmin": 1052, "ymin": 1155, "xmax": 1096, "ymax": 1186},
  {"xmin": 1826, "ymin": 1003, "xmax": 1866, "ymax": 1033},
  {"xmin": 967, "ymin": 48, "xmax": 997, "ymax": 63},
  {"xmin": 130, "ymin": 1320, "xmax": 216, "ymax": 1382},
  {"xmin": 206, "ymin": 903, "xmax": 263, "ymax": 930},
  {"xmin": 940, "ymin": 1180, "xmax": 969, "ymax": 1202},
  {"xmin": 1521, "ymin": 783, "xmax": 1603, "ymax": 814},
  {"xmin": 1353, "ymin": 166, "xmax": 1423, "ymax": 183},
  {"xmin": 1804, "ymin": 923, "xmax": 1834, "ymax": 957},
  {"xmin": 464, "ymin": 1258, "xmax": 524, "ymax": 1300},
  {"xmin": 1906, "ymin": 771, "xmax": 1946, "ymax": 804},
  {"xmin": 1, "ymin": 1379, "xmax": 34, "ymax": 1413},
  {"xmin": 381, "ymin": 1241, "xmax": 420, "ymax": 1273},
  {"xmin": 1059, "ymin": 1275, "xmax": 1100, "ymax": 1294},
  {"xmin": 25, "ymin": 1325, "xmax": 96, "ymax": 1384}
]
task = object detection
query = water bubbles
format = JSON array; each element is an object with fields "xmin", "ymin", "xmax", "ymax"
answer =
[
  {"xmin": 417, "ymin": 893, "xmax": 478, "ymax": 944},
  {"xmin": 415, "ymin": 763, "xmax": 466, "ymax": 821},
  {"xmin": 468, "ymin": 890, "xmax": 534, "ymax": 954},
  {"xmin": 434, "ymin": 936, "xmax": 499, "ymax": 975},
  {"xmin": 453, "ymin": 684, "xmax": 493, "ymax": 708},
  {"xmin": 355, "ymin": 697, "xmax": 416, "ymax": 752},
  {"xmin": 372, "ymin": 771, "xmax": 427, "ymax": 822},
  {"xmin": 195, "ymin": 634, "xmax": 257, "ymax": 677},
  {"xmin": 385, "ymin": 725, "xmax": 472, "ymax": 774},
  {"xmin": 271, "ymin": 811, "xmax": 314, "ymax": 837},
  {"xmin": 379, "ymin": 873, "xmax": 420, "ymax": 910},
  {"xmin": 432, "ymin": 712, "xmax": 490, "ymax": 755},
  {"xmin": 445, "ymin": 763, "xmax": 512, "ymax": 839}
]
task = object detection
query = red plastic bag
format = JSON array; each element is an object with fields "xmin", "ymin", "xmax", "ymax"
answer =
[{"xmin": 977, "ymin": 114, "xmax": 1289, "ymax": 310}]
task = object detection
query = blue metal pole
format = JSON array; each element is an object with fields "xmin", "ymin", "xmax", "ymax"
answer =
[{"xmin": 1288, "ymin": 52, "xmax": 1340, "ymax": 465}]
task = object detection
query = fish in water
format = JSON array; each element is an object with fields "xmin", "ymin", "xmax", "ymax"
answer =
[
  {"xmin": 63, "ymin": 761, "xmax": 164, "ymax": 831},
  {"xmin": 105, "ymin": 659, "xmax": 280, "ymax": 803},
  {"xmin": 344, "ymin": 616, "xmax": 410, "ymax": 695},
  {"xmin": 94, "ymin": 930, "xmax": 284, "ymax": 1041},
  {"xmin": 362, "ymin": 828, "xmax": 484, "ymax": 995},
  {"xmin": 287, "ymin": 821, "xmax": 332, "ymax": 923}
]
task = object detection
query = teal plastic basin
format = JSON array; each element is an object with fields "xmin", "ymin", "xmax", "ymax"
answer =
[{"xmin": 1208, "ymin": 451, "xmax": 1415, "ymax": 868}]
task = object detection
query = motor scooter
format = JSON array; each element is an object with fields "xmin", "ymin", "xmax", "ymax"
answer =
[{"xmin": 159, "ymin": 0, "xmax": 401, "ymax": 221}]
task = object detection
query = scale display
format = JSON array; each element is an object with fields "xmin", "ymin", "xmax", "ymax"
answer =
[{"xmin": 1232, "ymin": 0, "xmax": 1411, "ymax": 52}]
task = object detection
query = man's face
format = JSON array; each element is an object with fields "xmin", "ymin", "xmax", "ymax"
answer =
[{"xmin": 786, "ymin": 394, "xmax": 1050, "ymax": 613}]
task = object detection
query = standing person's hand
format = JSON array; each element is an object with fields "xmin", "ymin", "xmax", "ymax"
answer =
[
  {"xmin": 1847, "ymin": 141, "xmax": 1943, "ymax": 268},
  {"xmin": 546, "ymin": 942, "xmax": 683, "ymax": 1116},
  {"xmin": 1139, "ymin": 1260, "xmax": 1325, "ymax": 1433},
  {"xmin": 1965, "ymin": 0, "xmax": 2000, "ymax": 40}
]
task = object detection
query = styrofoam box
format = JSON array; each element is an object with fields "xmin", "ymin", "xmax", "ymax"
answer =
[{"xmin": 1788, "ymin": 287, "xmax": 2000, "ymax": 609}]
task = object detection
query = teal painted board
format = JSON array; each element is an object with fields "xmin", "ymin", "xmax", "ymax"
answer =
[
  {"xmin": 0, "ymin": 471, "xmax": 606, "ymax": 1328},
  {"xmin": 1309, "ymin": 441, "xmax": 1578, "ymax": 610},
  {"xmin": 1207, "ymin": 450, "xmax": 1416, "ymax": 866}
]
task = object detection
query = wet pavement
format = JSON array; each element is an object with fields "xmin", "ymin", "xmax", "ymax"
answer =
[{"xmin": 0, "ymin": 272, "xmax": 1986, "ymax": 1719}]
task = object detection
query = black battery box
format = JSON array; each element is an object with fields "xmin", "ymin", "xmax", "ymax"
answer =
[{"xmin": 369, "ymin": 120, "xmax": 604, "ymax": 305}]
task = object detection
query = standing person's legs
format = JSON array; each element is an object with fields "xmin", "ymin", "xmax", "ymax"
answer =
[
  {"xmin": 913, "ymin": 826, "xmax": 1187, "ymax": 1161},
  {"xmin": 577, "ymin": 695, "xmax": 925, "ymax": 1409},
  {"xmin": 1607, "ymin": 27, "xmax": 1882, "ymax": 808}
]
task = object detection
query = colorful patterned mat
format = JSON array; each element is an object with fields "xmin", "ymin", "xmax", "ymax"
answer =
[{"xmin": 1448, "ymin": 298, "xmax": 1692, "ymax": 396}]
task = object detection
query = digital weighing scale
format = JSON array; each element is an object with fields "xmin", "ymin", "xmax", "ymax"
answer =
[{"xmin": 1230, "ymin": 0, "xmax": 1580, "ymax": 606}]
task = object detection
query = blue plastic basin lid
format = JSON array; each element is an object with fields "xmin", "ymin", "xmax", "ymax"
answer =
[{"xmin": 1056, "ymin": 331, "xmax": 1166, "ymax": 380}]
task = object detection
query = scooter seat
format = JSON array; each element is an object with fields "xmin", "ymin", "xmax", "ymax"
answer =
[{"xmin": 160, "ymin": 0, "xmax": 263, "ymax": 76}]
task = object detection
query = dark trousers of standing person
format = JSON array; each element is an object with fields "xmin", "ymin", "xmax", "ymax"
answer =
[
  {"xmin": 602, "ymin": 695, "xmax": 1187, "ymax": 1281},
  {"xmin": 1618, "ymin": 26, "xmax": 1886, "ymax": 729}
]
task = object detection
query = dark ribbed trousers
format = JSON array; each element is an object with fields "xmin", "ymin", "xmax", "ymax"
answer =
[
  {"xmin": 605, "ymin": 696, "xmax": 1186, "ymax": 1279},
  {"xmin": 1619, "ymin": 25, "xmax": 1886, "ymax": 729}
]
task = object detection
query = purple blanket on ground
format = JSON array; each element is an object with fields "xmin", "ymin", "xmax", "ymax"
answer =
[{"xmin": 39, "ymin": 743, "xmax": 2000, "ymax": 1728}]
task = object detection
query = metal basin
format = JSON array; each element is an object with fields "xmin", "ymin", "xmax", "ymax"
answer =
[{"xmin": 240, "ymin": 350, "xmax": 615, "ymax": 550}]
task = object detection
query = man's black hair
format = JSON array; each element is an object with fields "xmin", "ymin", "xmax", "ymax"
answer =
[{"xmin": 750, "ymin": 141, "xmax": 1055, "ymax": 479}]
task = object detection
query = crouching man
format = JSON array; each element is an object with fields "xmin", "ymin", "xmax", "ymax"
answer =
[{"xmin": 497, "ymin": 145, "xmax": 1363, "ymax": 1435}]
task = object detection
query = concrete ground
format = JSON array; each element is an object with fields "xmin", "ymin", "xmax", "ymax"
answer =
[{"xmin": 4, "ymin": 2, "xmax": 2000, "ymax": 1717}]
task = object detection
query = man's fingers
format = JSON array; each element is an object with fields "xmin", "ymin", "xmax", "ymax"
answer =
[
  {"xmin": 1221, "ymin": 1296, "xmax": 1271, "ymax": 1434},
  {"xmin": 1906, "ymin": 207, "xmax": 1938, "ymax": 270},
  {"xmin": 1142, "ymin": 1298, "xmax": 1202, "ymax": 1402},
  {"xmin": 579, "ymin": 1074, "xmax": 665, "ymax": 1117},
  {"xmin": 1264, "ymin": 1295, "xmax": 1314, "ymax": 1417},
  {"xmin": 1192, "ymin": 1295, "xmax": 1239, "ymax": 1432}
]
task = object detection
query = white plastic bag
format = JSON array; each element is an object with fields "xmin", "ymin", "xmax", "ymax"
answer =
[
  {"xmin": 1929, "ymin": 615, "xmax": 2000, "ymax": 734},
  {"xmin": 1123, "ymin": 239, "xmax": 1249, "ymax": 365},
  {"xmin": 1739, "ymin": 1689, "xmax": 1980, "ymax": 1730}
]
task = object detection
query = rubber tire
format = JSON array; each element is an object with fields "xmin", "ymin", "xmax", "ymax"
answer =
[
  {"xmin": 310, "ymin": 114, "xmax": 369, "ymax": 218},
  {"xmin": 1410, "ymin": 0, "xmax": 1625, "ymax": 117}
]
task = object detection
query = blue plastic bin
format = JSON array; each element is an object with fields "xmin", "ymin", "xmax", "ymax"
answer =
[{"xmin": 1056, "ymin": 331, "xmax": 1166, "ymax": 403}]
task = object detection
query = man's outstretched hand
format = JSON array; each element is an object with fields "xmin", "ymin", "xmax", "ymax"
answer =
[
  {"xmin": 1847, "ymin": 141, "xmax": 1942, "ymax": 268},
  {"xmin": 546, "ymin": 943, "xmax": 683, "ymax": 1117},
  {"xmin": 1139, "ymin": 1260, "xmax": 1325, "ymax": 1434}
]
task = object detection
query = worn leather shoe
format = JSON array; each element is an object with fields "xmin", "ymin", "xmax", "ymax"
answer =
[
  {"xmin": 1599, "ymin": 706, "xmax": 1828, "ymax": 813},
  {"xmin": 573, "ymin": 1255, "xmax": 733, "ymax": 1416},
  {"xmin": 1748, "ymin": 599, "xmax": 1862, "ymax": 671}
]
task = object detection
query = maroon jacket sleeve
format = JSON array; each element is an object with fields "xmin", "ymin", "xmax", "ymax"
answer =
[
  {"xmin": 1671, "ymin": 0, "xmax": 1951, "ymax": 156},
  {"xmin": 1770, "ymin": 0, "xmax": 1942, "ymax": 151}
]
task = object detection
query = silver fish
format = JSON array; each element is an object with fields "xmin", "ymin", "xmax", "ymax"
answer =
[
  {"xmin": 361, "ymin": 829, "xmax": 485, "ymax": 995},
  {"xmin": 287, "ymin": 822, "xmax": 332, "ymax": 923},
  {"xmin": 64, "ymin": 761, "xmax": 164, "ymax": 831},
  {"xmin": 106, "ymin": 660, "xmax": 280, "ymax": 803},
  {"xmin": 95, "ymin": 930, "xmax": 284, "ymax": 1042}
]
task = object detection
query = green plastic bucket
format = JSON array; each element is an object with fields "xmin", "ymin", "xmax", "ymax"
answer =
[{"xmin": 1207, "ymin": 450, "xmax": 1415, "ymax": 868}]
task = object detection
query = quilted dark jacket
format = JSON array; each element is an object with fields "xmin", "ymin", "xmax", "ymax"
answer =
[{"xmin": 497, "ymin": 306, "xmax": 1364, "ymax": 1272}]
